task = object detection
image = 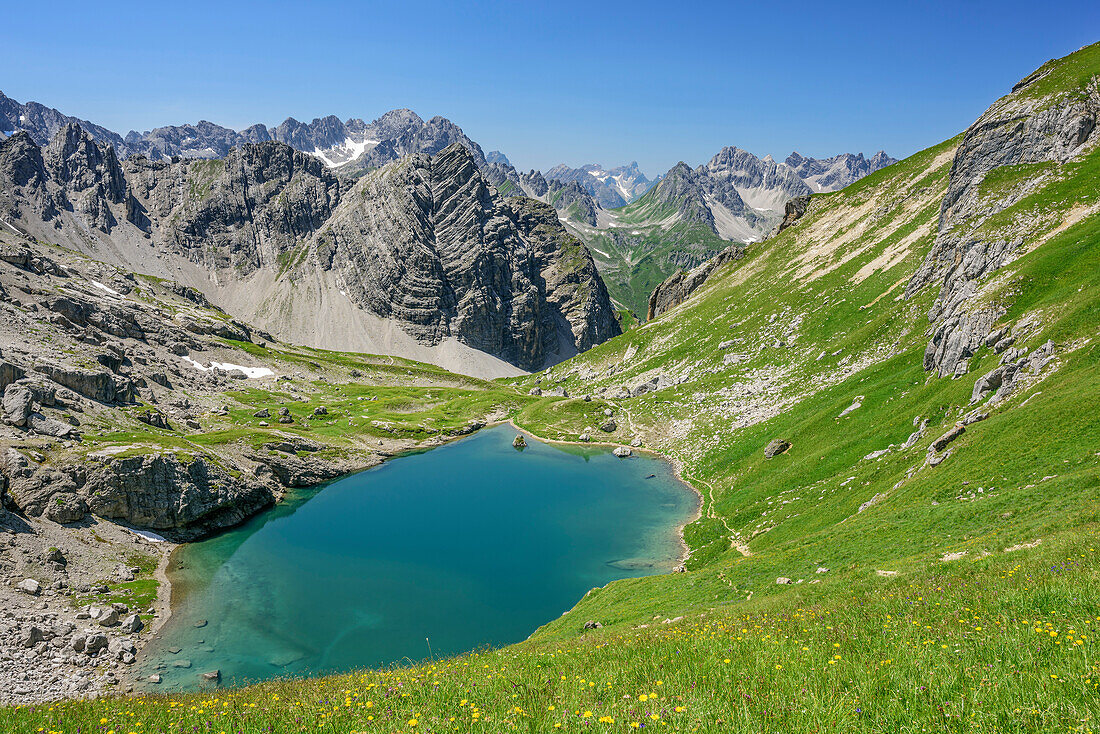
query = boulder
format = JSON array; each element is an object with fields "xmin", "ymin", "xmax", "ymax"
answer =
[
  {"xmin": 2, "ymin": 383, "xmax": 33, "ymax": 426},
  {"xmin": 45, "ymin": 493, "xmax": 88, "ymax": 523},
  {"xmin": 582, "ymin": 621, "xmax": 603, "ymax": 630},
  {"xmin": 120, "ymin": 614, "xmax": 143, "ymax": 634},
  {"xmin": 83, "ymin": 634, "xmax": 108, "ymax": 654},
  {"xmin": 136, "ymin": 408, "xmax": 171, "ymax": 430},
  {"xmin": 613, "ymin": 446, "xmax": 632, "ymax": 457},
  {"xmin": 96, "ymin": 608, "xmax": 120, "ymax": 627},
  {"xmin": 776, "ymin": 577, "xmax": 793, "ymax": 585},
  {"xmin": 599, "ymin": 419, "xmax": 617, "ymax": 432},
  {"xmin": 45, "ymin": 547, "xmax": 66, "ymax": 565},
  {"xmin": 20, "ymin": 626, "xmax": 44, "ymax": 648},
  {"xmin": 34, "ymin": 364, "xmax": 135, "ymax": 404},
  {"xmin": 929, "ymin": 425, "xmax": 965, "ymax": 454},
  {"xmin": 16, "ymin": 578, "xmax": 41, "ymax": 595},
  {"xmin": 253, "ymin": 408, "xmax": 271, "ymax": 418},
  {"xmin": 27, "ymin": 412, "xmax": 77, "ymax": 439},
  {"xmin": 764, "ymin": 439, "xmax": 791, "ymax": 458}
]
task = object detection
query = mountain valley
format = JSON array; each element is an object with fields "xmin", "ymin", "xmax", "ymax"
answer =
[{"xmin": 0, "ymin": 36, "xmax": 1098, "ymax": 734}]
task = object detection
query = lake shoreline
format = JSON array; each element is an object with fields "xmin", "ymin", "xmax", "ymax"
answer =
[
  {"xmin": 139, "ymin": 417, "xmax": 702, "ymax": 691},
  {"xmin": 505, "ymin": 420, "xmax": 704, "ymax": 570}
]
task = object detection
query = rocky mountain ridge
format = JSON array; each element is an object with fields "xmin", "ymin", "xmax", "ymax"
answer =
[
  {"xmin": 0, "ymin": 126, "xmax": 619, "ymax": 375},
  {"xmin": 784, "ymin": 150, "xmax": 897, "ymax": 192},
  {"xmin": 544, "ymin": 162, "xmax": 654, "ymax": 208},
  {"xmin": 0, "ymin": 92, "xmax": 485, "ymax": 173}
]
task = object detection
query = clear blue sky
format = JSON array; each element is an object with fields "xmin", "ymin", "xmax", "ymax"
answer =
[{"xmin": 2, "ymin": 0, "xmax": 1096, "ymax": 177}]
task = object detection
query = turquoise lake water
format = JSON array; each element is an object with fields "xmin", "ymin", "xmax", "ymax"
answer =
[{"xmin": 136, "ymin": 425, "xmax": 697, "ymax": 690}]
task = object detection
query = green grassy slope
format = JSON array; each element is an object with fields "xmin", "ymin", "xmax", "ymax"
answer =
[
  {"xmin": 566, "ymin": 192, "xmax": 732, "ymax": 317},
  {"xmin": 6, "ymin": 42, "xmax": 1100, "ymax": 734}
]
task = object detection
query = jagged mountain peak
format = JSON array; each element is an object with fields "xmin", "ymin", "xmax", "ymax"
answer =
[
  {"xmin": 784, "ymin": 149, "xmax": 898, "ymax": 192},
  {"xmin": 545, "ymin": 161, "xmax": 654, "ymax": 209}
]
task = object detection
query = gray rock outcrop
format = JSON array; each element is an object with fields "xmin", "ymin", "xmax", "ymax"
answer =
[
  {"xmin": 906, "ymin": 71, "xmax": 1099, "ymax": 376},
  {"xmin": 647, "ymin": 245, "xmax": 745, "ymax": 320},
  {"xmin": 764, "ymin": 439, "xmax": 791, "ymax": 458}
]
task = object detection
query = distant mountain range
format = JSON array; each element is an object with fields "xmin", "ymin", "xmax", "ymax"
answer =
[
  {"xmin": 0, "ymin": 91, "xmax": 486, "ymax": 172},
  {"xmin": 568, "ymin": 146, "xmax": 897, "ymax": 315},
  {"xmin": 544, "ymin": 162, "xmax": 655, "ymax": 209},
  {"xmin": 0, "ymin": 89, "xmax": 895, "ymax": 318},
  {"xmin": 785, "ymin": 150, "xmax": 896, "ymax": 192}
]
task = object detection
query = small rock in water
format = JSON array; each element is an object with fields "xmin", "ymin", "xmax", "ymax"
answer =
[
  {"xmin": 148, "ymin": 674, "xmax": 162, "ymax": 684},
  {"xmin": 172, "ymin": 660, "xmax": 192, "ymax": 669},
  {"xmin": 193, "ymin": 619, "xmax": 208, "ymax": 628},
  {"xmin": 512, "ymin": 434, "xmax": 526, "ymax": 448},
  {"xmin": 200, "ymin": 670, "xmax": 221, "ymax": 682}
]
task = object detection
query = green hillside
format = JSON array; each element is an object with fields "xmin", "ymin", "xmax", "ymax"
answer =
[
  {"xmin": 567, "ymin": 192, "xmax": 731, "ymax": 317},
  {"xmin": 6, "ymin": 43, "xmax": 1100, "ymax": 734}
]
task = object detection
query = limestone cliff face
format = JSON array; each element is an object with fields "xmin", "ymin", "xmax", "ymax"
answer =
[
  {"xmin": 125, "ymin": 142, "xmax": 342, "ymax": 274},
  {"xmin": 905, "ymin": 67, "xmax": 1100, "ymax": 376},
  {"xmin": 318, "ymin": 144, "xmax": 619, "ymax": 370},
  {"xmin": 0, "ymin": 129, "xmax": 619, "ymax": 373}
]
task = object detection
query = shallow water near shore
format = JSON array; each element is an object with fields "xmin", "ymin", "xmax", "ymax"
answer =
[{"xmin": 136, "ymin": 425, "xmax": 697, "ymax": 690}]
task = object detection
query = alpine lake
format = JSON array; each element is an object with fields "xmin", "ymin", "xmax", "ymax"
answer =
[{"xmin": 136, "ymin": 425, "xmax": 698, "ymax": 690}]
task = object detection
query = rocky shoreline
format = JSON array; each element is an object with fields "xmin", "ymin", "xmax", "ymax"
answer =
[
  {"xmin": 0, "ymin": 510, "xmax": 174, "ymax": 704},
  {"xmin": 0, "ymin": 413, "xmax": 693, "ymax": 705}
]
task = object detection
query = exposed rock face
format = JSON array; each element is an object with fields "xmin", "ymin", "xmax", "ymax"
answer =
[
  {"xmin": 81, "ymin": 453, "xmax": 275, "ymax": 539},
  {"xmin": 484, "ymin": 162, "xmax": 599, "ymax": 226},
  {"xmin": 546, "ymin": 180, "xmax": 598, "ymax": 226},
  {"xmin": 298, "ymin": 144, "xmax": 619, "ymax": 370},
  {"xmin": 1, "ymin": 91, "xmax": 487, "ymax": 173},
  {"xmin": 2, "ymin": 130, "xmax": 620, "ymax": 373},
  {"xmin": 906, "ymin": 69, "xmax": 1100, "ymax": 376},
  {"xmin": 0, "ymin": 91, "xmax": 126, "ymax": 152},
  {"xmin": 628, "ymin": 147, "xmax": 894, "ymax": 249},
  {"xmin": 647, "ymin": 244, "xmax": 745, "ymax": 320},
  {"xmin": 646, "ymin": 162, "xmax": 724, "ymax": 232},
  {"xmin": 126, "ymin": 142, "xmax": 341, "ymax": 275},
  {"xmin": 771, "ymin": 195, "xmax": 812, "ymax": 236}
]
